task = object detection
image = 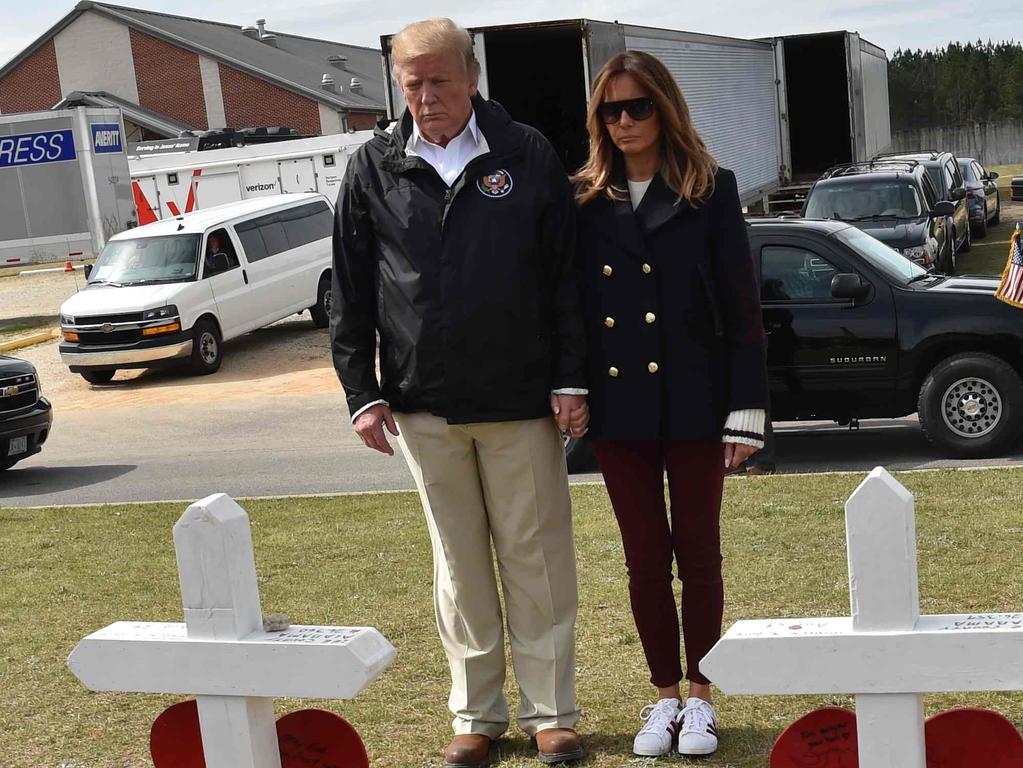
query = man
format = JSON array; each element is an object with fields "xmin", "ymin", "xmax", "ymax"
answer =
[{"xmin": 330, "ymin": 17, "xmax": 588, "ymax": 768}]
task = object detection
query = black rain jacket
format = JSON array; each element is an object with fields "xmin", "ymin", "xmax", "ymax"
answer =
[{"xmin": 330, "ymin": 96, "xmax": 586, "ymax": 423}]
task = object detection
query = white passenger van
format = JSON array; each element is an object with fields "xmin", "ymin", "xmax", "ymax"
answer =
[{"xmin": 59, "ymin": 194, "xmax": 334, "ymax": 383}]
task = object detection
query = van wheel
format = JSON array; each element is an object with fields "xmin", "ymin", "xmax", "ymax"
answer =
[
  {"xmin": 81, "ymin": 370, "xmax": 115, "ymax": 384},
  {"xmin": 309, "ymin": 276, "xmax": 331, "ymax": 329},
  {"xmin": 189, "ymin": 319, "xmax": 222, "ymax": 375},
  {"xmin": 918, "ymin": 353, "xmax": 1023, "ymax": 458}
]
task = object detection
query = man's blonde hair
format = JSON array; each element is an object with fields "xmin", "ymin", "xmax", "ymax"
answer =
[{"xmin": 391, "ymin": 18, "xmax": 478, "ymax": 76}]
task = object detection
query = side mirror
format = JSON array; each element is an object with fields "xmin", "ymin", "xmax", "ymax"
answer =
[
  {"xmin": 988, "ymin": 171, "xmax": 999, "ymax": 180},
  {"xmin": 950, "ymin": 187, "xmax": 966, "ymax": 201},
  {"xmin": 831, "ymin": 273, "xmax": 870, "ymax": 301},
  {"xmin": 83, "ymin": 264, "xmax": 93, "ymax": 279},
  {"xmin": 932, "ymin": 200, "xmax": 956, "ymax": 217}
]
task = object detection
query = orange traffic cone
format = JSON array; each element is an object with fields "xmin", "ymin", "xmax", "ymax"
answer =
[{"xmin": 64, "ymin": 261, "xmax": 74, "ymax": 272}]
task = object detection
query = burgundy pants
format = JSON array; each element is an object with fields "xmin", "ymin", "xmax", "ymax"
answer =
[{"xmin": 592, "ymin": 439, "xmax": 725, "ymax": 687}]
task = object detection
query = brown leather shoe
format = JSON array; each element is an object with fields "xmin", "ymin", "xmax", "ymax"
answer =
[
  {"xmin": 443, "ymin": 734, "xmax": 493, "ymax": 768},
  {"xmin": 534, "ymin": 728, "xmax": 584, "ymax": 764}
]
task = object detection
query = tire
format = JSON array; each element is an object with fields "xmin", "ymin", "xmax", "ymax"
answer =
[
  {"xmin": 309, "ymin": 275, "xmax": 331, "ymax": 329},
  {"xmin": 918, "ymin": 352, "xmax": 1023, "ymax": 458},
  {"xmin": 564, "ymin": 435, "xmax": 595, "ymax": 474},
  {"xmin": 974, "ymin": 206, "xmax": 988, "ymax": 239},
  {"xmin": 938, "ymin": 236, "xmax": 955, "ymax": 276},
  {"xmin": 80, "ymin": 369, "xmax": 115, "ymax": 384},
  {"xmin": 991, "ymin": 198, "xmax": 1000, "ymax": 225},
  {"xmin": 189, "ymin": 318, "xmax": 223, "ymax": 375},
  {"xmin": 958, "ymin": 223, "xmax": 971, "ymax": 253}
]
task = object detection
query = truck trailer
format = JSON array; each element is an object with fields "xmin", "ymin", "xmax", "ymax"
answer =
[
  {"xmin": 128, "ymin": 130, "xmax": 374, "ymax": 224},
  {"xmin": 380, "ymin": 20, "xmax": 892, "ymax": 208},
  {"xmin": 0, "ymin": 107, "xmax": 134, "ymax": 266}
]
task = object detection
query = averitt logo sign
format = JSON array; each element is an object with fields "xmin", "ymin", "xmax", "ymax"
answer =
[
  {"xmin": 0, "ymin": 130, "xmax": 77, "ymax": 169},
  {"xmin": 91, "ymin": 123, "xmax": 123, "ymax": 154}
]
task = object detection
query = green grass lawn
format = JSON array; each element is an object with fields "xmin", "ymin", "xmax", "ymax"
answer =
[
  {"xmin": 2, "ymin": 471, "xmax": 1023, "ymax": 767},
  {"xmin": 953, "ymin": 164, "xmax": 1021, "ymax": 276}
]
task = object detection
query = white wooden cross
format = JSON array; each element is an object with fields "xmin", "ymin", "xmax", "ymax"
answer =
[
  {"xmin": 68, "ymin": 493, "xmax": 396, "ymax": 768},
  {"xmin": 702, "ymin": 467, "xmax": 1023, "ymax": 768}
]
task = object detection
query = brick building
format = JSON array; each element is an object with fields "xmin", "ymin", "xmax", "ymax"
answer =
[{"xmin": 0, "ymin": 1, "xmax": 386, "ymax": 139}]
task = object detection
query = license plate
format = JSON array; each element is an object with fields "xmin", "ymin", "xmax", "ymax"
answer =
[{"xmin": 7, "ymin": 436, "xmax": 27, "ymax": 456}]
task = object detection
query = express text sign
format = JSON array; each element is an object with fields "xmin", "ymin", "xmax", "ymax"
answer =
[{"xmin": 0, "ymin": 130, "xmax": 77, "ymax": 168}]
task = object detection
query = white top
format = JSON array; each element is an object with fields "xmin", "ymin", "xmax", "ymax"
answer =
[
  {"xmin": 627, "ymin": 177, "xmax": 654, "ymax": 210},
  {"xmin": 405, "ymin": 110, "xmax": 489, "ymax": 187}
]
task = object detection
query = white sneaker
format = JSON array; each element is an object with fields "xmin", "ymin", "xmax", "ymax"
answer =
[
  {"xmin": 676, "ymin": 697, "xmax": 719, "ymax": 756},
  {"xmin": 632, "ymin": 697, "xmax": 682, "ymax": 756}
]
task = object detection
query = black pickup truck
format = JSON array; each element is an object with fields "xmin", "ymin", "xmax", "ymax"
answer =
[
  {"xmin": 565, "ymin": 217, "xmax": 1023, "ymax": 470},
  {"xmin": 0, "ymin": 355, "xmax": 52, "ymax": 471}
]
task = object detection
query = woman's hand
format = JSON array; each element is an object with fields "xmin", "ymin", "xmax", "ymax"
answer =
[{"xmin": 724, "ymin": 441, "xmax": 758, "ymax": 470}]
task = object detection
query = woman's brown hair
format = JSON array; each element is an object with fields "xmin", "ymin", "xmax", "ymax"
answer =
[{"xmin": 573, "ymin": 50, "xmax": 717, "ymax": 206}]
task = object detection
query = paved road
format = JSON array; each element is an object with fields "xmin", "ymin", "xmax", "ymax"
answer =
[
  {"xmin": 4, "ymin": 399, "xmax": 1022, "ymax": 508},
  {"xmin": 3, "ymin": 319, "xmax": 1022, "ymax": 508}
]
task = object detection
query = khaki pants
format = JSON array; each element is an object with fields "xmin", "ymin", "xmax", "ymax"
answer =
[{"xmin": 394, "ymin": 412, "xmax": 580, "ymax": 738}]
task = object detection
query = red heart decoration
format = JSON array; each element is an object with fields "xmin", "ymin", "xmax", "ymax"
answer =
[
  {"xmin": 150, "ymin": 701, "xmax": 368, "ymax": 768},
  {"xmin": 772, "ymin": 706, "xmax": 1023, "ymax": 768},
  {"xmin": 924, "ymin": 707, "xmax": 1023, "ymax": 768},
  {"xmin": 771, "ymin": 707, "xmax": 859, "ymax": 767}
]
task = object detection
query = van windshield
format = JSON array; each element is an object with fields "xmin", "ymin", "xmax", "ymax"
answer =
[
  {"xmin": 89, "ymin": 235, "xmax": 201, "ymax": 285},
  {"xmin": 805, "ymin": 182, "xmax": 925, "ymax": 220}
]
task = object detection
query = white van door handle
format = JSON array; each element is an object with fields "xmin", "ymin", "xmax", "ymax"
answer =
[{"xmin": 242, "ymin": 269, "xmax": 249, "ymax": 284}]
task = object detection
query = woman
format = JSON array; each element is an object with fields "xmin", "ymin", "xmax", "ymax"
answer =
[{"xmin": 573, "ymin": 51, "xmax": 768, "ymax": 757}]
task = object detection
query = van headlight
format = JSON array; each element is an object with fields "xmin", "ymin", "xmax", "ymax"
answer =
[{"xmin": 143, "ymin": 305, "xmax": 178, "ymax": 321}]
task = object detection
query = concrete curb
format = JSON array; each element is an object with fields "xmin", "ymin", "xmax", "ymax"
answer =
[{"xmin": 0, "ymin": 328, "xmax": 59, "ymax": 353}]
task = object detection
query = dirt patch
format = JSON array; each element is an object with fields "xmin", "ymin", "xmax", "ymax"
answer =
[
  {"xmin": 13, "ymin": 316, "xmax": 339, "ymax": 412},
  {"xmin": 0, "ymin": 269, "xmax": 83, "ymax": 324}
]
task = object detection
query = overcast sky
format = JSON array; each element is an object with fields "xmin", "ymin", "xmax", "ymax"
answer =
[{"xmin": 4, "ymin": 0, "xmax": 1021, "ymax": 70}]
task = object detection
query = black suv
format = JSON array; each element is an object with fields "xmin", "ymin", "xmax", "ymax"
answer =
[
  {"xmin": 874, "ymin": 150, "xmax": 971, "ymax": 256},
  {"xmin": 0, "ymin": 355, "xmax": 52, "ymax": 471},
  {"xmin": 563, "ymin": 217, "xmax": 1023, "ymax": 471},
  {"xmin": 801, "ymin": 160, "xmax": 958, "ymax": 273}
]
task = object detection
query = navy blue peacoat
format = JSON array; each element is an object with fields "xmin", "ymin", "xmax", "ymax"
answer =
[{"xmin": 577, "ymin": 166, "xmax": 769, "ymax": 440}]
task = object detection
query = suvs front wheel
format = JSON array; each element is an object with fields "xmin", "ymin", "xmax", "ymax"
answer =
[
  {"xmin": 918, "ymin": 353, "xmax": 1023, "ymax": 457},
  {"xmin": 80, "ymin": 369, "xmax": 115, "ymax": 384},
  {"xmin": 189, "ymin": 319, "xmax": 222, "ymax": 375}
]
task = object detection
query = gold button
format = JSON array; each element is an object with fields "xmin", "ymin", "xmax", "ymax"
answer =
[
  {"xmin": 642, "ymin": 263, "xmax": 652, "ymax": 274},
  {"xmin": 648, "ymin": 362, "xmax": 659, "ymax": 373},
  {"xmin": 609, "ymin": 366, "xmax": 619, "ymax": 377},
  {"xmin": 602, "ymin": 265, "xmax": 613, "ymax": 277},
  {"xmin": 604, "ymin": 317, "xmax": 615, "ymax": 328},
  {"xmin": 645, "ymin": 312, "xmax": 656, "ymax": 324}
]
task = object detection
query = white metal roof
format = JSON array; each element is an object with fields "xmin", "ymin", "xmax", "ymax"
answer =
[{"xmin": 108, "ymin": 193, "xmax": 328, "ymax": 239}]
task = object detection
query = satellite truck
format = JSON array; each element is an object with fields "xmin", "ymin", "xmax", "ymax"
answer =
[
  {"xmin": 0, "ymin": 107, "xmax": 134, "ymax": 267},
  {"xmin": 380, "ymin": 20, "xmax": 893, "ymax": 211}
]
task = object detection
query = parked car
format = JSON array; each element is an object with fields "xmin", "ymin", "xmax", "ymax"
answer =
[
  {"xmin": 957, "ymin": 157, "xmax": 1001, "ymax": 238},
  {"xmin": 1011, "ymin": 175, "xmax": 1023, "ymax": 202},
  {"xmin": 0, "ymin": 355, "xmax": 52, "ymax": 471},
  {"xmin": 801, "ymin": 160, "xmax": 957, "ymax": 273},
  {"xmin": 59, "ymin": 194, "xmax": 334, "ymax": 383},
  {"xmin": 564, "ymin": 218, "xmax": 1023, "ymax": 470},
  {"xmin": 874, "ymin": 150, "xmax": 971, "ymax": 255}
]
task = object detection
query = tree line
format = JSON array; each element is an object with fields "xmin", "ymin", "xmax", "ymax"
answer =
[{"xmin": 889, "ymin": 41, "xmax": 1023, "ymax": 129}]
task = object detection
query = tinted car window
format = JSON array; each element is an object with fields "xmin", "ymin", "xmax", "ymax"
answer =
[
  {"xmin": 202, "ymin": 228, "xmax": 240, "ymax": 277},
  {"xmin": 235, "ymin": 202, "xmax": 332, "ymax": 261},
  {"xmin": 925, "ymin": 166, "xmax": 945, "ymax": 196},
  {"xmin": 946, "ymin": 160, "xmax": 963, "ymax": 189},
  {"xmin": 804, "ymin": 182, "xmax": 923, "ymax": 219},
  {"xmin": 973, "ymin": 161, "xmax": 985, "ymax": 180},
  {"xmin": 280, "ymin": 201, "xmax": 333, "ymax": 248},
  {"xmin": 832, "ymin": 226, "xmax": 927, "ymax": 283},
  {"xmin": 958, "ymin": 160, "xmax": 975, "ymax": 181},
  {"xmin": 235, "ymin": 224, "xmax": 268, "ymax": 262},
  {"xmin": 761, "ymin": 246, "xmax": 839, "ymax": 301}
]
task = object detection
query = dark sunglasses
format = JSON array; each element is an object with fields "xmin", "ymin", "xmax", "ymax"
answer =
[{"xmin": 598, "ymin": 97, "xmax": 655, "ymax": 124}]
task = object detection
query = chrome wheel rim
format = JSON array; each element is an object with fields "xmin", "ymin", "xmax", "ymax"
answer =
[
  {"xmin": 940, "ymin": 376, "xmax": 1002, "ymax": 439},
  {"xmin": 323, "ymin": 287, "xmax": 333, "ymax": 317},
  {"xmin": 199, "ymin": 332, "xmax": 219, "ymax": 365}
]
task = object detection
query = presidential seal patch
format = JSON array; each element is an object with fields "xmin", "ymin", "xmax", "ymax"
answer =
[{"xmin": 477, "ymin": 169, "xmax": 513, "ymax": 198}]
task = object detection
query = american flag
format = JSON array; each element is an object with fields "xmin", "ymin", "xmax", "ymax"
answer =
[{"xmin": 995, "ymin": 224, "xmax": 1023, "ymax": 309}]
